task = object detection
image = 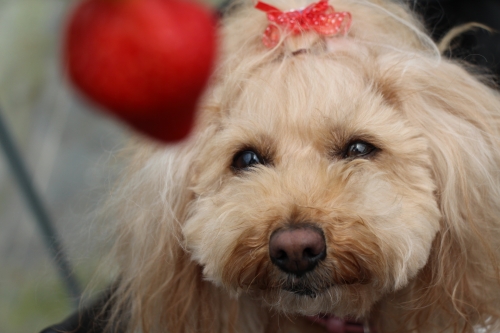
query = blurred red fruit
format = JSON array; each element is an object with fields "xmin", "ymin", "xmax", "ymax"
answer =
[{"xmin": 64, "ymin": 0, "xmax": 217, "ymax": 142}]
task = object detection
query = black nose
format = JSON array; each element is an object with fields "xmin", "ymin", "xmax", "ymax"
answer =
[{"xmin": 269, "ymin": 225, "xmax": 326, "ymax": 276}]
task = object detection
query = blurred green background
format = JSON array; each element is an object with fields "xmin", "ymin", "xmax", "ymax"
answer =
[
  {"xmin": 0, "ymin": 0, "xmax": 224, "ymax": 331},
  {"xmin": 0, "ymin": 1, "xmax": 125, "ymax": 332}
]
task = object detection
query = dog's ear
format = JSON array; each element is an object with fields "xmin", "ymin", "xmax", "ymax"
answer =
[
  {"xmin": 105, "ymin": 133, "xmax": 238, "ymax": 333},
  {"xmin": 380, "ymin": 58, "xmax": 500, "ymax": 330}
]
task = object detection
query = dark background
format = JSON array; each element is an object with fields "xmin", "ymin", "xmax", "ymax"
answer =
[{"xmin": 415, "ymin": 0, "xmax": 500, "ymax": 82}]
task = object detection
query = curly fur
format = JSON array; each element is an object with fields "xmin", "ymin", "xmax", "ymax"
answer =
[{"xmin": 104, "ymin": 0, "xmax": 500, "ymax": 332}]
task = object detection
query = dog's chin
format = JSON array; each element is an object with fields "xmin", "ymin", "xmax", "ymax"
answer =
[
  {"xmin": 253, "ymin": 278, "xmax": 380, "ymax": 318},
  {"xmin": 261, "ymin": 287, "xmax": 340, "ymax": 316}
]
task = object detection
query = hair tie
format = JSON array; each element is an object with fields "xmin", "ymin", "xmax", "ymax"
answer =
[{"xmin": 255, "ymin": 0, "xmax": 352, "ymax": 48}]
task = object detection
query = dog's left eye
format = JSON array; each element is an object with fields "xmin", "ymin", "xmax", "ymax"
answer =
[
  {"xmin": 343, "ymin": 141, "xmax": 377, "ymax": 159},
  {"xmin": 232, "ymin": 150, "xmax": 264, "ymax": 171}
]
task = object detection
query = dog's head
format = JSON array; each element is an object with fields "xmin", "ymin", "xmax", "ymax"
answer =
[
  {"xmin": 109, "ymin": 1, "xmax": 500, "ymax": 332},
  {"xmin": 183, "ymin": 49, "xmax": 441, "ymax": 317}
]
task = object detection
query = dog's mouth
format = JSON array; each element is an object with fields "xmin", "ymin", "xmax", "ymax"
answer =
[
  {"xmin": 283, "ymin": 284, "xmax": 323, "ymax": 298},
  {"xmin": 279, "ymin": 274, "xmax": 334, "ymax": 298},
  {"xmin": 279, "ymin": 272, "xmax": 365, "ymax": 298}
]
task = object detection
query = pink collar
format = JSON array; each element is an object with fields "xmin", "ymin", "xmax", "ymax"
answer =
[{"xmin": 306, "ymin": 315, "xmax": 371, "ymax": 333}]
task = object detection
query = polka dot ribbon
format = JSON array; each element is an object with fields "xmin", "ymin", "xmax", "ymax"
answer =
[{"xmin": 255, "ymin": 0, "xmax": 352, "ymax": 48}]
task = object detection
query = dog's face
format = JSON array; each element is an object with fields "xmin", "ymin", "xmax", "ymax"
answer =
[{"xmin": 182, "ymin": 51, "xmax": 441, "ymax": 317}]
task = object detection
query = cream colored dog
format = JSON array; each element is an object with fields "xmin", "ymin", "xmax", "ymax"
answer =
[{"xmin": 104, "ymin": 0, "xmax": 500, "ymax": 332}]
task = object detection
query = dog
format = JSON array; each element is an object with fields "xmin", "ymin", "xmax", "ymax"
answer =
[{"xmin": 103, "ymin": 0, "xmax": 500, "ymax": 332}]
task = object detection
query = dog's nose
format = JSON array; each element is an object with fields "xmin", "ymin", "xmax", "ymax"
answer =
[{"xmin": 269, "ymin": 226, "xmax": 326, "ymax": 276}]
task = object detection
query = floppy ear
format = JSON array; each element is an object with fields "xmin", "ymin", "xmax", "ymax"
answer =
[
  {"xmin": 380, "ymin": 57, "xmax": 500, "ymax": 331},
  {"xmin": 105, "ymin": 132, "xmax": 239, "ymax": 333}
]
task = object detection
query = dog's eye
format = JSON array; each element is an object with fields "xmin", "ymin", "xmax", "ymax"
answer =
[
  {"xmin": 232, "ymin": 150, "xmax": 264, "ymax": 171},
  {"xmin": 343, "ymin": 141, "xmax": 377, "ymax": 159}
]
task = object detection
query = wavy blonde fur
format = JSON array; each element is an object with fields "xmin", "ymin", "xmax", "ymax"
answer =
[{"xmin": 103, "ymin": 0, "xmax": 500, "ymax": 332}]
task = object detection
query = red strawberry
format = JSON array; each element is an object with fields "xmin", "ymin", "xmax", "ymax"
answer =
[{"xmin": 64, "ymin": 0, "xmax": 217, "ymax": 142}]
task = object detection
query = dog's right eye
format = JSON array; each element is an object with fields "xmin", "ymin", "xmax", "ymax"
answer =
[
  {"xmin": 232, "ymin": 150, "xmax": 263, "ymax": 171},
  {"xmin": 343, "ymin": 141, "xmax": 377, "ymax": 159}
]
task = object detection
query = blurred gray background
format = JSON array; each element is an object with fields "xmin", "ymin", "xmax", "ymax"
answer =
[{"xmin": 0, "ymin": 0, "xmax": 127, "ymax": 331}]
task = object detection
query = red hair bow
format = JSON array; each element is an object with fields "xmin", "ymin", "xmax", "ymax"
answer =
[{"xmin": 255, "ymin": 0, "xmax": 352, "ymax": 48}]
